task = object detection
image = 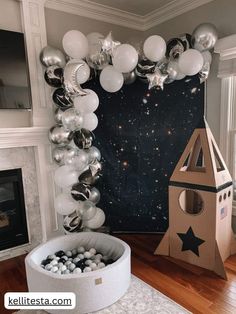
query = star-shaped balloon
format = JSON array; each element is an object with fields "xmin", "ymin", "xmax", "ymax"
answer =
[
  {"xmin": 177, "ymin": 226, "xmax": 205, "ymax": 256},
  {"xmin": 101, "ymin": 32, "xmax": 120, "ymax": 56},
  {"xmin": 146, "ymin": 68, "xmax": 168, "ymax": 90}
]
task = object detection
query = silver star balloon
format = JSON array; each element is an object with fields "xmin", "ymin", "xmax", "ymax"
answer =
[
  {"xmin": 146, "ymin": 68, "xmax": 168, "ymax": 90},
  {"xmin": 101, "ymin": 32, "xmax": 120, "ymax": 56}
]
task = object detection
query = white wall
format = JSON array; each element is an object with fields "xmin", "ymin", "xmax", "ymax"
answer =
[
  {"xmin": 0, "ymin": 0, "xmax": 31, "ymax": 127},
  {"xmin": 1, "ymin": 0, "xmax": 236, "ymax": 135},
  {"xmin": 145, "ymin": 0, "xmax": 236, "ymax": 143},
  {"xmin": 44, "ymin": 8, "xmax": 144, "ymax": 48}
]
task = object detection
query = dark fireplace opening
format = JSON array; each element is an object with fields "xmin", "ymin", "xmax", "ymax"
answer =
[{"xmin": 0, "ymin": 168, "xmax": 29, "ymax": 251}]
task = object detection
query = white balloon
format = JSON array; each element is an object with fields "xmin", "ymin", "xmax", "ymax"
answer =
[
  {"xmin": 54, "ymin": 193, "xmax": 78, "ymax": 215},
  {"xmin": 76, "ymin": 61, "xmax": 90, "ymax": 84},
  {"xmin": 82, "ymin": 113, "xmax": 98, "ymax": 131},
  {"xmin": 83, "ymin": 207, "xmax": 105, "ymax": 229},
  {"xmin": 62, "ymin": 30, "xmax": 89, "ymax": 59},
  {"xmin": 143, "ymin": 35, "xmax": 166, "ymax": 62},
  {"xmin": 74, "ymin": 89, "xmax": 99, "ymax": 113},
  {"xmin": 178, "ymin": 49, "xmax": 204, "ymax": 76},
  {"xmin": 54, "ymin": 165, "xmax": 78, "ymax": 188},
  {"xmin": 112, "ymin": 44, "xmax": 138, "ymax": 73},
  {"xmin": 201, "ymin": 51, "xmax": 212, "ymax": 64},
  {"xmin": 99, "ymin": 65, "xmax": 124, "ymax": 93}
]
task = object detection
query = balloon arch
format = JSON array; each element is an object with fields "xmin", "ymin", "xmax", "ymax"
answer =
[{"xmin": 40, "ymin": 23, "xmax": 218, "ymax": 233}]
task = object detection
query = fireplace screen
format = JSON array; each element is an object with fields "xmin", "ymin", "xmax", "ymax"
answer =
[{"xmin": 0, "ymin": 169, "xmax": 29, "ymax": 251}]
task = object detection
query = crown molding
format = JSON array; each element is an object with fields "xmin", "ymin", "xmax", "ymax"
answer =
[
  {"xmin": 144, "ymin": 0, "xmax": 215, "ymax": 30},
  {"xmin": 45, "ymin": 0, "xmax": 144, "ymax": 31},
  {"xmin": 45, "ymin": 0, "xmax": 215, "ymax": 31}
]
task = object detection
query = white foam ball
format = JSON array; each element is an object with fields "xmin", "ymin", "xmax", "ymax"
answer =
[
  {"xmin": 98, "ymin": 262, "xmax": 105, "ymax": 269},
  {"xmin": 51, "ymin": 266, "xmax": 59, "ymax": 273},
  {"xmin": 77, "ymin": 246, "xmax": 85, "ymax": 253},
  {"xmin": 83, "ymin": 267, "xmax": 92, "ymax": 272},
  {"xmin": 73, "ymin": 268, "xmax": 82, "ymax": 274}
]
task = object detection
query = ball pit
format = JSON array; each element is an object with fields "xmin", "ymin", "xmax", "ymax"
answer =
[{"xmin": 25, "ymin": 232, "xmax": 131, "ymax": 314}]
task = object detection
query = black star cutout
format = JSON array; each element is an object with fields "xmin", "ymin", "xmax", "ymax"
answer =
[{"xmin": 177, "ymin": 226, "xmax": 205, "ymax": 257}]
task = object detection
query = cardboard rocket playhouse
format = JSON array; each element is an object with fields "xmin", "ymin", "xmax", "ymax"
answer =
[{"xmin": 155, "ymin": 118, "xmax": 236, "ymax": 279}]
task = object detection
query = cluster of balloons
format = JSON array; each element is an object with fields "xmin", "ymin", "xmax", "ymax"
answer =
[
  {"xmin": 39, "ymin": 22, "xmax": 218, "ymax": 232},
  {"xmin": 139, "ymin": 23, "xmax": 217, "ymax": 89},
  {"xmin": 41, "ymin": 22, "xmax": 217, "ymax": 95},
  {"xmin": 40, "ymin": 45, "xmax": 106, "ymax": 233}
]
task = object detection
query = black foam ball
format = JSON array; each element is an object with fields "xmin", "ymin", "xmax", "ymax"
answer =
[
  {"xmin": 55, "ymin": 250, "xmax": 65, "ymax": 257},
  {"xmin": 41, "ymin": 258, "xmax": 52, "ymax": 266}
]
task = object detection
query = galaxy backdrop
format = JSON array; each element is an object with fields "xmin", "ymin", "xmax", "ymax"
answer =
[{"xmin": 84, "ymin": 75, "xmax": 204, "ymax": 232}]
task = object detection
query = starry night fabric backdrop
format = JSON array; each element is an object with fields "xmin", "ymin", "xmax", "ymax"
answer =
[{"xmin": 84, "ymin": 75, "xmax": 204, "ymax": 232}]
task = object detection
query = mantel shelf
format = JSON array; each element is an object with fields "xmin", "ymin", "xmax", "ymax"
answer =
[{"xmin": 0, "ymin": 127, "xmax": 49, "ymax": 148}]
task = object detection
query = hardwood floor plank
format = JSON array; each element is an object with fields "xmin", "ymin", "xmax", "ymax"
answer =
[{"xmin": 0, "ymin": 235, "xmax": 236, "ymax": 313}]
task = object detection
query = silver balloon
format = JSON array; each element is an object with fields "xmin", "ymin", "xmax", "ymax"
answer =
[
  {"xmin": 54, "ymin": 108, "xmax": 64, "ymax": 125},
  {"xmin": 52, "ymin": 147, "xmax": 65, "ymax": 164},
  {"xmin": 101, "ymin": 31, "xmax": 120, "ymax": 56},
  {"xmin": 192, "ymin": 23, "xmax": 218, "ymax": 52},
  {"xmin": 123, "ymin": 71, "xmax": 137, "ymax": 85},
  {"xmin": 63, "ymin": 210, "xmax": 82, "ymax": 233},
  {"xmin": 199, "ymin": 62, "xmax": 210, "ymax": 84},
  {"xmin": 63, "ymin": 60, "xmax": 88, "ymax": 97},
  {"xmin": 86, "ymin": 51, "xmax": 110, "ymax": 70},
  {"xmin": 49, "ymin": 125, "xmax": 73, "ymax": 146},
  {"xmin": 40, "ymin": 46, "xmax": 66, "ymax": 68},
  {"xmin": 146, "ymin": 69, "xmax": 168, "ymax": 90},
  {"xmin": 88, "ymin": 187, "xmax": 101, "ymax": 205},
  {"xmin": 86, "ymin": 146, "xmax": 101, "ymax": 163},
  {"xmin": 62, "ymin": 108, "xmax": 84, "ymax": 131},
  {"xmin": 52, "ymin": 146, "xmax": 77, "ymax": 165}
]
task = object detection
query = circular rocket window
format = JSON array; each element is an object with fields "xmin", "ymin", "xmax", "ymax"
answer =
[{"xmin": 179, "ymin": 190, "xmax": 204, "ymax": 215}]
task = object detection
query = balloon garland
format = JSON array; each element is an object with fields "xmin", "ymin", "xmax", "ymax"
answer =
[{"xmin": 40, "ymin": 22, "xmax": 218, "ymax": 233}]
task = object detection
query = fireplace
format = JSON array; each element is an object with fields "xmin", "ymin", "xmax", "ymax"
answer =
[{"xmin": 0, "ymin": 168, "xmax": 29, "ymax": 251}]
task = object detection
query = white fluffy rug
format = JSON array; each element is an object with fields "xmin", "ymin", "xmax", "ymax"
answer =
[{"xmin": 14, "ymin": 275, "xmax": 190, "ymax": 314}]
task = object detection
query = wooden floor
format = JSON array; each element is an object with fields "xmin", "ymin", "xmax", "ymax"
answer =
[{"xmin": 1, "ymin": 234, "xmax": 236, "ymax": 313}]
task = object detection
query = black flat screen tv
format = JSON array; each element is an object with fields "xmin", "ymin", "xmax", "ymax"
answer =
[{"xmin": 0, "ymin": 29, "xmax": 31, "ymax": 109}]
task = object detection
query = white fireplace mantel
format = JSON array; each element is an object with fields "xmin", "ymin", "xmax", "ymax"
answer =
[
  {"xmin": 0, "ymin": 127, "xmax": 60, "ymax": 242},
  {"xmin": 0, "ymin": 0, "xmax": 62, "ymax": 245}
]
